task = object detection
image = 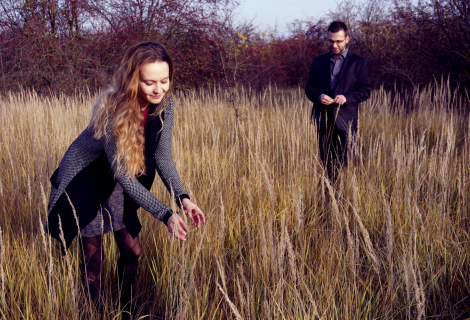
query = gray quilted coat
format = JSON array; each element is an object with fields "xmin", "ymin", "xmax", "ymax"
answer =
[{"xmin": 47, "ymin": 98, "xmax": 189, "ymax": 250}]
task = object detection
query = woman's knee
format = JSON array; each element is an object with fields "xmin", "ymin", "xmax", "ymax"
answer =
[
  {"xmin": 81, "ymin": 236, "xmax": 104, "ymax": 263},
  {"xmin": 129, "ymin": 244, "xmax": 142, "ymax": 260},
  {"xmin": 120, "ymin": 240, "xmax": 142, "ymax": 261},
  {"xmin": 114, "ymin": 229, "xmax": 142, "ymax": 260}
]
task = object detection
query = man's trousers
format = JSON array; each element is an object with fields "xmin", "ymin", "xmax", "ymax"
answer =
[{"xmin": 318, "ymin": 125, "xmax": 353, "ymax": 181}]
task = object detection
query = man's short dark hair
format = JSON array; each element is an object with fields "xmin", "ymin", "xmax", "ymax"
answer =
[{"xmin": 328, "ymin": 21, "xmax": 348, "ymax": 36}]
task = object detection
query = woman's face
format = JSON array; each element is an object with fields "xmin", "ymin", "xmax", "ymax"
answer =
[{"xmin": 138, "ymin": 61, "xmax": 170, "ymax": 109}]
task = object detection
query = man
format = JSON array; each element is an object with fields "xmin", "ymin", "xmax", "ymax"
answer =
[{"xmin": 305, "ymin": 21, "xmax": 371, "ymax": 181}]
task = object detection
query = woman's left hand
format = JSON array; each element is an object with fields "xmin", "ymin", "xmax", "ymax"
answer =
[{"xmin": 181, "ymin": 198, "xmax": 206, "ymax": 228}]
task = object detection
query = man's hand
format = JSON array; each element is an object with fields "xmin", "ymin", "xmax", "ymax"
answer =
[
  {"xmin": 334, "ymin": 95, "xmax": 347, "ymax": 105},
  {"xmin": 320, "ymin": 94, "xmax": 334, "ymax": 105},
  {"xmin": 182, "ymin": 198, "xmax": 206, "ymax": 228}
]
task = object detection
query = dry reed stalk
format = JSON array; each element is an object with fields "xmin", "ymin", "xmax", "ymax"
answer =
[
  {"xmin": 216, "ymin": 259, "xmax": 243, "ymax": 320},
  {"xmin": 38, "ymin": 215, "xmax": 48, "ymax": 258},
  {"xmin": 400, "ymin": 234, "xmax": 411, "ymax": 318},
  {"xmin": 260, "ymin": 161, "xmax": 276, "ymax": 274},
  {"xmin": 299, "ymin": 274, "xmax": 320, "ymax": 319},
  {"xmin": 166, "ymin": 214, "xmax": 178, "ymax": 318},
  {"xmin": 338, "ymin": 177, "xmax": 344, "ymax": 199},
  {"xmin": 342, "ymin": 210, "xmax": 356, "ymax": 276},
  {"xmin": 259, "ymin": 206, "xmax": 268, "ymax": 272},
  {"xmin": 263, "ymin": 299, "xmax": 271, "ymax": 319},
  {"xmin": 440, "ymin": 118, "xmax": 455, "ymax": 185},
  {"xmin": 27, "ymin": 172, "xmax": 32, "ymax": 209},
  {"xmin": 351, "ymin": 206, "xmax": 380, "ymax": 276},
  {"xmin": 412, "ymin": 261, "xmax": 426, "ymax": 320},
  {"xmin": 243, "ymin": 178, "xmax": 253, "ymax": 214},
  {"xmin": 321, "ymin": 175, "xmax": 326, "ymax": 213},
  {"xmin": 64, "ymin": 191, "xmax": 80, "ymax": 232},
  {"xmin": 278, "ymin": 215, "xmax": 287, "ymax": 273},
  {"xmin": 406, "ymin": 233, "xmax": 420, "ymax": 320},
  {"xmin": 413, "ymin": 202, "xmax": 428, "ymax": 243},
  {"xmin": 286, "ymin": 228, "xmax": 297, "ymax": 284},
  {"xmin": 176, "ymin": 240, "xmax": 188, "ymax": 319},
  {"xmin": 40, "ymin": 183, "xmax": 48, "ymax": 212},
  {"xmin": 100, "ymin": 206, "xmax": 104, "ymax": 236},
  {"xmin": 185, "ymin": 213, "xmax": 209, "ymax": 306},
  {"xmin": 428, "ymin": 149, "xmax": 438, "ymax": 194},
  {"xmin": 293, "ymin": 287, "xmax": 308, "ymax": 320},
  {"xmin": 349, "ymin": 174, "xmax": 360, "ymax": 269},
  {"xmin": 409, "ymin": 196, "xmax": 426, "ymax": 320},
  {"xmin": 375, "ymin": 141, "xmax": 382, "ymax": 169},
  {"xmin": 414, "ymin": 129, "xmax": 427, "ymax": 186},
  {"xmin": 47, "ymin": 225, "xmax": 54, "ymax": 306},
  {"xmin": 236, "ymin": 276, "xmax": 245, "ymax": 318},
  {"xmin": 350, "ymin": 178, "xmax": 380, "ymax": 277},
  {"xmin": 0, "ymin": 227, "xmax": 5, "ymax": 311},
  {"xmin": 40, "ymin": 182, "xmax": 55, "ymax": 299},
  {"xmin": 7, "ymin": 149, "xmax": 14, "ymax": 171},
  {"xmin": 458, "ymin": 165, "xmax": 462, "ymax": 199},
  {"xmin": 381, "ymin": 188, "xmax": 394, "ymax": 279},
  {"xmin": 237, "ymin": 263, "xmax": 251, "ymax": 319},
  {"xmin": 322, "ymin": 176, "xmax": 341, "ymax": 227},
  {"xmin": 242, "ymin": 178, "xmax": 252, "ymax": 245},
  {"xmin": 294, "ymin": 186, "xmax": 304, "ymax": 235},
  {"xmin": 0, "ymin": 177, "xmax": 3, "ymax": 198},
  {"xmin": 104, "ymin": 207, "xmax": 113, "ymax": 233},
  {"xmin": 37, "ymin": 214, "xmax": 52, "ymax": 299},
  {"xmin": 218, "ymin": 193, "xmax": 226, "ymax": 249},
  {"xmin": 393, "ymin": 134, "xmax": 405, "ymax": 184}
]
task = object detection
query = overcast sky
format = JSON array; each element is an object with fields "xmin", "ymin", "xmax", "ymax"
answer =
[{"xmin": 237, "ymin": 0, "xmax": 337, "ymax": 35}]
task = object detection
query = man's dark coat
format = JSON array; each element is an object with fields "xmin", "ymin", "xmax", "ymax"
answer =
[{"xmin": 305, "ymin": 51, "xmax": 372, "ymax": 131}]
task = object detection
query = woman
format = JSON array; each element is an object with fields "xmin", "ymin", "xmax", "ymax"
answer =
[{"xmin": 46, "ymin": 42, "xmax": 205, "ymax": 311}]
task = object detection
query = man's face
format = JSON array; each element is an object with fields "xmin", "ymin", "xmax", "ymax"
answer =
[{"xmin": 327, "ymin": 30, "xmax": 349, "ymax": 56}]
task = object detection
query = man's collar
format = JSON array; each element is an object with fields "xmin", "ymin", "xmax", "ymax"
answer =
[{"xmin": 330, "ymin": 47, "xmax": 349, "ymax": 60}]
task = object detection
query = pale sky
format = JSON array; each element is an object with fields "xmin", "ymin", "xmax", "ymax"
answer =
[{"xmin": 237, "ymin": 0, "xmax": 337, "ymax": 35}]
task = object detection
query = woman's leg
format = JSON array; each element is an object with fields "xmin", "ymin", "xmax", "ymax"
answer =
[
  {"xmin": 80, "ymin": 235, "xmax": 104, "ymax": 302},
  {"xmin": 113, "ymin": 228, "xmax": 142, "ymax": 311}
]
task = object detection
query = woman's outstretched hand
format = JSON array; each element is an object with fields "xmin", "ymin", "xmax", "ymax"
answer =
[
  {"xmin": 181, "ymin": 198, "xmax": 206, "ymax": 228},
  {"xmin": 167, "ymin": 214, "xmax": 188, "ymax": 241},
  {"xmin": 167, "ymin": 199, "xmax": 205, "ymax": 241}
]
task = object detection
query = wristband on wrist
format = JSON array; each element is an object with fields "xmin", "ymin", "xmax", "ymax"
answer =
[
  {"xmin": 176, "ymin": 194, "xmax": 190, "ymax": 208},
  {"xmin": 162, "ymin": 209, "xmax": 173, "ymax": 226}
]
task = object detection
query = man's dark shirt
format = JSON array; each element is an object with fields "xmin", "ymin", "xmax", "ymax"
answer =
[{"xmin": 330, "ymin": 48, "xmax": 348, "ymax": 91}]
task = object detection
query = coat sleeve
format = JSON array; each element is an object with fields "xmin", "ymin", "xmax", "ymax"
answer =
[
  {"xmin": 103, "ymin": 120, "xmax": 173, "ymax": 223},
  {"xmin": 343, "ymin": 58, "xmax": 372, "ymax": 105},
  {"xmin": 305, "ymin": 57, "xmax": 323, "ymax": 104},
  {"xmin": 154, "ymin": 100, "xmax": 190, "ymax": 207}
]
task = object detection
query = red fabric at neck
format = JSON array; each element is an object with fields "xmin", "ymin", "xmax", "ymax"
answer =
[{"xmin": 142, "ymin": 108, "xmax": 149, "ymax": 129}]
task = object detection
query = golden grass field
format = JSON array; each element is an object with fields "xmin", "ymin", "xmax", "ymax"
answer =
[{"xmin": 0, "ymin": 83, "xmax": 469, "ymax": 319}]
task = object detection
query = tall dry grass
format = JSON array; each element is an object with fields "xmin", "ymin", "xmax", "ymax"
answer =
[{"xmin": 0, "ymin": 82, "xmax": 469, "ymax": 319}]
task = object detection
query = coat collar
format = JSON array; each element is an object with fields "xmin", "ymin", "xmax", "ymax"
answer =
[{"xmin": 330, "ymin": 47, "xmax": 349, "ymax": 61}]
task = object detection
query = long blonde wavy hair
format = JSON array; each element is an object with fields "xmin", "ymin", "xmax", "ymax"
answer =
[{"xmin": 90, "ymin": 42, "xmax": 174, "ymax": 177}]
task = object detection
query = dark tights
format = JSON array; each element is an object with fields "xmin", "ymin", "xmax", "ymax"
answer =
[
  {"xmin": 81, "ymin": 228, "xmax": 142, "ymax": 307},
  {"xmin": 114, "ymin": 228, "xmax": 142, "ymax": 309},
  {"xmin": 81, "ymin": 235, "xmax": 104, "ymax": 301}
]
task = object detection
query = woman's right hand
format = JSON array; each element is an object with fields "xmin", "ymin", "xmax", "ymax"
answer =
[{"xmin": 167, "ymin": 213, "xmax": 188, "ymax": 241}]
